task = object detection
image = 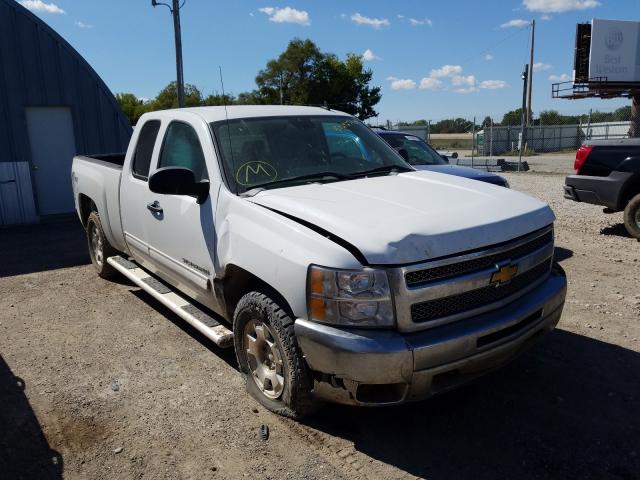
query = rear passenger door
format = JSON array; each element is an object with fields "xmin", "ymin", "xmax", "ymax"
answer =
[
  {"xmin": 120, "ymin": 119, "xmax": 162, "ymax": 264},
  {"xmin": 142, "ymin": 120, "xmax": 218, "ymax": 309}
]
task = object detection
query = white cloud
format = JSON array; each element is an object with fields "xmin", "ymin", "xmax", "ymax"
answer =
[
  {"xmin": 19, "ymin": 0, "xmax": 65, "ymax": 14},
  {"xmin": 549, "ymin": 73, "xmax": 571, "ymax": 81},
  {"xmin": 533, "ymin": 62, "xmax": 552, "ymax": 71},
  {"xmin": 351, "ymin": 13, "xmax": 390, "ymax": 28},
  {"xmin": 541, "ymin": 14, "xmax": 552, "ymax": 20},
  {"xmin": 484, "ymin": 54, "xmax": 494, "ymax": 61},
  {"xmin": 430, "ymin": 64, "xmax": 463, "ymax": 78},
  {"xmin": 479, "ymin": 80, "xmax": 507, "ymax": 89},
  {"xmin": 397, "ymin": 14, "xmax": 405, "ymax": 19},
  {"xmin": 75, "ymin": 21, "xmax": 93, "ymax": 29},
  {"xmin": 455, "ymin": 87, "xmax": 479, "ymax": 94},
  {"xmin": 501, "ymin": 18, "xmax": 530, "ymax": 28},
  {"xmin": 409, "ymin": 18, "xmax": 432, "ymax": 26},
  {"xmin": 258, "ymin": 6, "xmax": 310, "ymax": 25},
  {"xmin": 362, "ymin": 49, "xmax": 380, "ymax": 61},
  {"xmin": 523, "ymin": 0, "xmax": 600, "ymax": 13},
  {"xmin": 419, "ymin": 77, "xmax": 443, "ymax": 90},
  {"xmin": 387, "ymin": 77, "xmax": 416, "ymax": 90},
  {"xmin": 452, "ymin": 75, "xmax": 476, "ymax": 87}
]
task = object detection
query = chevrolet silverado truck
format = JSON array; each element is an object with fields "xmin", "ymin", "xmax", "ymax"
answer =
[
  {"xmin": 564, "ymin": 138, "xmax": 640, "ymax": 239},
  {"xmin": 72, "ymin": 105, "xmax": 567, "ymax": 417}
]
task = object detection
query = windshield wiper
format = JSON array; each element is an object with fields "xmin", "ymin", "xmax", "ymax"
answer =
[
  {"xmin": 351, "ymin": 164, "xmax": 414, "ymax": 178},
  {"xmin": 240, "ymin": 171, "xmax": 354, "ymax": 195}
]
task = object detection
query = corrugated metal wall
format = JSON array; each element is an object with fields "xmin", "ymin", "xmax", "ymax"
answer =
[{"xmin": 0, "ymin": 0, "xmax": 132, "ymax": 225}]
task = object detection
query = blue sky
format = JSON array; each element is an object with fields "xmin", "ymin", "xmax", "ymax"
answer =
[{"xmin": 19, "ymin": 0, "xmax": 638, "ymax": 123}]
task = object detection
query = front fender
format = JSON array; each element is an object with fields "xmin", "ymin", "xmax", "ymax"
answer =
[{"xmin": 215, "ymin": 192, "xmax": 362, "ymax": 319}]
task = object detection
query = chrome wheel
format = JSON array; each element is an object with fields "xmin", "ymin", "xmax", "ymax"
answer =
[
  {"xmin": 243, "ymin": 319, "xmax": 285, "ymax": 399},
  {"xmin": 89, "ymin": 222, "xmax": 103, "ymax": 268}
]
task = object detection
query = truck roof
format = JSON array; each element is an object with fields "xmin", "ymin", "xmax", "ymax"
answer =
[{"xmin": 146, "ymin": 105, "xmax": 352, "ymax": 124}]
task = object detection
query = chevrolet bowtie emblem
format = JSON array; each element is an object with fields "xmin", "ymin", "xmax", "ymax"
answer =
[{"xmin": 490, "ymin": 264, "xmax": 518, "ymax": 285}]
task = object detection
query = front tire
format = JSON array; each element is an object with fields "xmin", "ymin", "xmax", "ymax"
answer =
[
  {"xmin": 233, "ymin": 291, "xmax": 317, "ymax": 418},
  {"xmin": 623, "ymin": 193, "xmax": 640, "ymax": 240},
  {"xmin": 86, "ymin": 211, "xmax": 118, "ymax": 278}
]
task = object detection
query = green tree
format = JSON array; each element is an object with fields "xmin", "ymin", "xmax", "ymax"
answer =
[
  {"xmin": 115, "ymin": 93, "xmax": 149, "ymax": 125},
  {"xmin": 501, "ymin": 108, "xmax": 533, "ymax": 126},
  {"xmin": 152, "ymin": 81, "xmax": 203, "ymax": 109},
  {"xmin": 254, "ymin": 38, "xmax": 381, "ymax": 120},
  {"xmin": 431, "ymin": 118, "xmax": 473, "ymax": 133}
]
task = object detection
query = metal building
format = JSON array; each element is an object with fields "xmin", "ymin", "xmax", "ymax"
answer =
[{"xmin": 0, "ymin": 0, "xmax": 131, "ymax": 226}]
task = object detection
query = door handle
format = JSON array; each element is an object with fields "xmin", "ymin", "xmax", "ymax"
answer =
[{"xmin": 147, "ymin": 200, "xmax": 163, "ymax": 213}]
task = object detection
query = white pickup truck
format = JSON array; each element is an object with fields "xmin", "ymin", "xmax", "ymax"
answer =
[{"xmin": 72, "ymin": 105, "xmax": 567, "ymax": 417}]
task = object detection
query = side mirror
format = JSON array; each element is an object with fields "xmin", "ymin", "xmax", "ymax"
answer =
[
  {"xmin": 394, "ymin": 147, "xmax": 410, "ymax": 161},
  {"xmin": 440, "ymin": 154, "xmax": 450, "ymax": 164},
  {"xmin": 149, "ymin": 166, "xmax": 210, "ymax": 203}
]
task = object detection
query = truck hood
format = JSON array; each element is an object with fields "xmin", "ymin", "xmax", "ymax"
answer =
[{"xmin": 249, "ymin": 171, "xmax": 554, "ymax": 265}]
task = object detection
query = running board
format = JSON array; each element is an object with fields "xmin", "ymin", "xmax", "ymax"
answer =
[{"xmin": 107, "ymin": 256, "xmax": 233, "ymax": 348}]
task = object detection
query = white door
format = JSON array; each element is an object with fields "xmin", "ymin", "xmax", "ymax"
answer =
[
  {"xmin": 143, "ymin": 120, "xmax": 218, "ymax": 309},
  {"xmin": 25, "ymin": 107, "xmax": 77, "ymax": 216}
]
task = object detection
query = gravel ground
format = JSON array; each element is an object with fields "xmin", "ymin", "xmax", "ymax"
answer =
[{"xmin": 1, "ymin": 167, "xmax": 639, "ymax": 480}]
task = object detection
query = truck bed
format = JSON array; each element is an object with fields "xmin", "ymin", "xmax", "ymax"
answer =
[{"xmin": 72, "ymin": 154, "xmax": 126, "ymax": 252}]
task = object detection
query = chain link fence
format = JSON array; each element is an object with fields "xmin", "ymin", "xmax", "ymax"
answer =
[{"xmin": 384, "ymin": 107, "xmax": 636, "ymax": 162}]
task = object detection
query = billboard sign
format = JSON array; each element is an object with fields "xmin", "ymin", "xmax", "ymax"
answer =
[{"xmin": 589, "ymin": 19, "xmax": 640, "ymax": 82}]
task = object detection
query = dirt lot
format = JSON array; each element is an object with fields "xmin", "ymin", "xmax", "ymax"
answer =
[{"xmin": 1, "ymin": 166, "xmax": 639, "ymax": 480}]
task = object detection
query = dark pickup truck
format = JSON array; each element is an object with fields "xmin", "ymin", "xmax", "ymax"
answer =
[{"xmin": 564, "ymin": 138, "xmax": 640, "ymax": 239}]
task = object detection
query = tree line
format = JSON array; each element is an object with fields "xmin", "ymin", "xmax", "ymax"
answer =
[
  {"xmin": 116, "ymin": 39, "xmax": 381, "ymax": 125},
  {"xmin": 398, "ymin": 106, "xmax": 632, "ymax": 133}
]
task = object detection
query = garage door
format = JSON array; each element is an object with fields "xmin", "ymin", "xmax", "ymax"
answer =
[{"xmin": 25, "ymin": 107, "xmax": 77, "ymax": 216}]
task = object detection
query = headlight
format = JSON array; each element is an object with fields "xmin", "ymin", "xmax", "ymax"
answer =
[{"xmin": 307, "ymin": 265, "xmax": 394, "ymax": 327}]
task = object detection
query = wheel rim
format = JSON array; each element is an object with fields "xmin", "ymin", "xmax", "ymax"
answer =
[
  {"xmin": 89, "ymin": 223, "xmax": 103, "ymax": 268},
  {"xmin": 636, "ymin": 208, "xmax": 640, "ymax": 229},
  {"xmin": 243, "ymin": 319, "xmax": 285, "ymax": 399}
]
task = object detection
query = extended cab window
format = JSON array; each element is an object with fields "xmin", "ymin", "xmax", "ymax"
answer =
[
  {"xmin": 158, "ymin": 122, "xmax": 208, "ymax": 181},
  {"xmin": 131, "ymin": 120, "xmax": 161, "ymax": 179}
]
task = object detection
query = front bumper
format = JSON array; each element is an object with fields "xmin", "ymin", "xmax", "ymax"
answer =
[
  {"xmin": 564, "ymin": 172, "xmax": 632, "ymax": 210},
  {"xmin": 295, "ymin": 265, "xmax": 567, "ymax": 406}
]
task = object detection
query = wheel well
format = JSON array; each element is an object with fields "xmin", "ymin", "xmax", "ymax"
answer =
[
  {"xmin": 218, "ymin": 265, "xmax": 295, "ymax": 323},
  {"xmin": 620, "ymin": 175, "xmax": 640, "ymax": 208},
  {"xmin": 78, "ymin": 194, "xmax": 96, "ymax": 227}
]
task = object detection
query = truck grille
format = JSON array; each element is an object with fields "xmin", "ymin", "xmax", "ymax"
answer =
[
  {"xmin": 410, "ymin": 261, "xmax": 550, "ymax": 323},
  {"xmin": 405, "ymin": 229, "xmax": 553, "ymax": 288}
]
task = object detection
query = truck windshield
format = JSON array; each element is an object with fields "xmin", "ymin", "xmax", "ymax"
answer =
[{"xmin": 211, "ymin": 116, "xmax": 413, "ymax": 193}]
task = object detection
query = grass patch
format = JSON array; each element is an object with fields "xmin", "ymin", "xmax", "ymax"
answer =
[{"xmin": 429, "ymin": 139, "xmax": 473, "ymax": 149}]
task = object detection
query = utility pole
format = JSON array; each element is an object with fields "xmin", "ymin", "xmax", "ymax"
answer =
[
  {"xmin": 519, "ymin": 64, "xmax": 529, "ymax": 172},
  {"xmin": 152, "ymin": 0, "xmax": 186, "ymax": 108},
  {"xmin": 526, "ymin": 19, "xmax": 535, "ymax": 126}
]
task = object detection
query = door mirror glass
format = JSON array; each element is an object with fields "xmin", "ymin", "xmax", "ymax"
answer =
[{"xmin": 149, "ymin": 166, "xmax": 209, "ymax": 203}]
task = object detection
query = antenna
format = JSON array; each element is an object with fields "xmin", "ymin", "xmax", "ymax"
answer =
[{"xmin": 219, "ymin": 66, "xmax": 236, "ymax": 173}]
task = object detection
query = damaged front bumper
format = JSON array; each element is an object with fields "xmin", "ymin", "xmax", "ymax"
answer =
[{"xmin": 295, "ymin": 265, "xmax": 567, "ymax": 406}]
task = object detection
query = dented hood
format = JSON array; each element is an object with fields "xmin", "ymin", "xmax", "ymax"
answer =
[{"xmin": 249, "ymin": 171, "xmax": 555, "ymax": 265}]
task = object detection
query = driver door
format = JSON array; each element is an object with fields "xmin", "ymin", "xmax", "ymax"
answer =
[{"xmin": 143, "ymin": 120, "xmax": 218, "ymax": 310}]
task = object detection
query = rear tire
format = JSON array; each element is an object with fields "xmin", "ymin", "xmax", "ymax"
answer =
[
  {"xmin": 623, "ymin": 193, "xmax": 640, "ymax": 240},
  {"xmin": 86, "ymin": 211, "xmax": 118, "ymax": 278},
  {"xmin": 233, "ymin": 290, "xmax": 318, "ymax": 418}
]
